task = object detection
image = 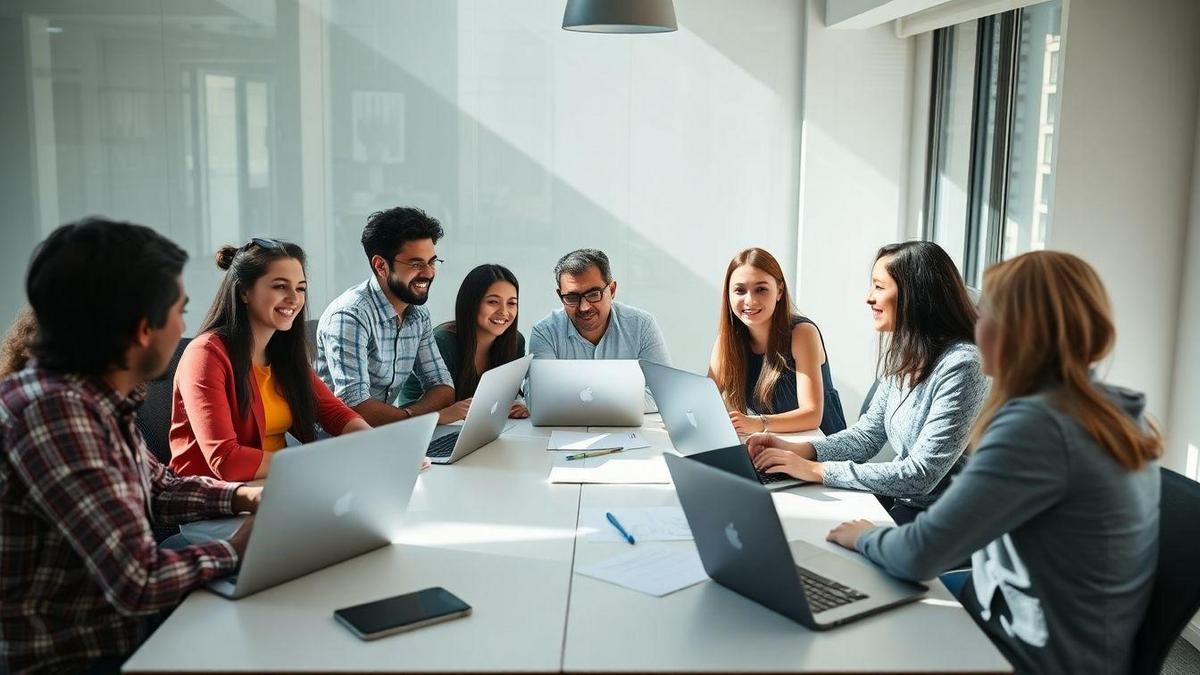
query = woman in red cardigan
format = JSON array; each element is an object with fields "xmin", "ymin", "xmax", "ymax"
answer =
[{"xmin": 170, "ymin": 238, "xmax": 371, "ymax": 481}]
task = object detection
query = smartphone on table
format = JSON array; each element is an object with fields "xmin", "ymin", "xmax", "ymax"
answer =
[{"xmin": 334, "ymin": 587, "xmax": 471, "ymax": 640}]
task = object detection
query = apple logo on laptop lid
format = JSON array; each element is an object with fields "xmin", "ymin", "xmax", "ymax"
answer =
[
  {"xmin": 725, "ymin": 522, "xmax": 743, "ymax": 551},
  {"xmin": 684, "ymin": 409, "xmax": 698, "ymax": 428},
  {"xmin": 579, "ymin": 386, "xmax": 594, "ymax": 403},
  {"xmin": 490, "ymin": 400, "xmax": 499, "ymax": 416},
  {"xmin": 334, "ymin": 492, "xmax": 355, "ymax": 517}
]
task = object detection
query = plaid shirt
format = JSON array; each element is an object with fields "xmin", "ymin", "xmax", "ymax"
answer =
[
  {"xmin": 0, "ymin": 366, "xmax": 240, "ymax": 674},
  {"xmin": 315, "ymin": 277, "xmax": 453, "ymax": 407}
]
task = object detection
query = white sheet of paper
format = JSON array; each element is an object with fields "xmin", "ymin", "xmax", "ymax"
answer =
[
  {"xmin": 575, "ymin": 546, "xmax": 708, "ymax": 597},
  {"xmin": 547, "ymin": 430, "xmax": 651, "ymax": 451},
  {"xmin": 548, "ymin": 455, "xmax": 670, "ymax": 484},
  {"xmin": 579, "ymin": 507, "xmax": 693, "ymax": 542}
]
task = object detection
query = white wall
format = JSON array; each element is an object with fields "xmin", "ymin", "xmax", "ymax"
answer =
[
  {"xmin": 1169, "ymin": 85, "xmax": 1200, "ymax": 480},
  {"xmin": 797, "ymin": 0, "xmax": 916, "ymax": 414},
  {"xmin": 0, "ymin": 0, "xmax": 807, "ymax": 375},
  {"xmin": 1050, "ymin": 0, "xmax": 1200, "ymax": 425}
]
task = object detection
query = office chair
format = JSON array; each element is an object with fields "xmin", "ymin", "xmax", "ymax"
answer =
[
  {"xmin": 304, "ymin": 318, "xmax": 319, "ymax": 364},
  {"xmin": 134, "ymin": 337, "xmax": 191, "ymax": 543},
  {"xmin": 1130, "ymin": 467, "xmax": 1200, "ymax": 673}
]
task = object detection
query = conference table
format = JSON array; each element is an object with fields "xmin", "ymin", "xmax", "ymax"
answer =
[{"xmin": 123, "ymin": 416, "xmax": 1011, "ymax": 673}]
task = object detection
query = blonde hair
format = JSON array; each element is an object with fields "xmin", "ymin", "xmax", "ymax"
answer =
[{"xmin": 969, "ymin": 251, "xmax": 1161, "ymax": 470}]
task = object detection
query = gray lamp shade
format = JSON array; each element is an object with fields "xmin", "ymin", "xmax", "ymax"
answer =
[{"xmin": 562, "ymin": 0, "xmax": 677, "ymax": 33}]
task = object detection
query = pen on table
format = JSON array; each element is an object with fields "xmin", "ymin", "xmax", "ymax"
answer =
[
  {"xmin": 605, "ymin": 511, "xmax": 636, "ymax": 545},
  {"xmin": 564, "ymin": 447, "xmax": 625, "ymax": 461}
]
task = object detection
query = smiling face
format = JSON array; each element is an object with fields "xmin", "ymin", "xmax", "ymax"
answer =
[
  {"xmin": 558, "ymin": 266, "xmax": 614, "ymax": 339},
  {"xmin": 728, "ymin": 264, "xmax": 782, "ymax": 328},
  {"xmin": 866, "ymin": 256, "xmax": 899, "ymax": 332},
  {"xmin": 242, "ymin": 258, "xmax": 306, "ymax": 334},
  {"xmin": 476, "ymin": 280, "xmax": 519, "ymax": 338},
  {"xmin": 380, "ymin": 238, "xmax": 437, "ymax": 306}
]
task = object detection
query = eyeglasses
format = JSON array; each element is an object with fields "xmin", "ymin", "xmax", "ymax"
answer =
[
  {"xmin": 392, "ymin": 257, "xmax": 444, "ymax": 272},
  {"xmin": 557, "ymin": 286, "xmax": 608, "ymax": 307}
]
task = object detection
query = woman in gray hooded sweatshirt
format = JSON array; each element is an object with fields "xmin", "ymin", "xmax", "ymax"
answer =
[{"xmin": 826, "ymin": 250, "xmax": 1161, "ymax": 675}]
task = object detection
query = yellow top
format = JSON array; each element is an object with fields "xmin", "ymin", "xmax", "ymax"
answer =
[{"xmin": 254, "ymin": 364, "xmax": 293, "ymax": 453}]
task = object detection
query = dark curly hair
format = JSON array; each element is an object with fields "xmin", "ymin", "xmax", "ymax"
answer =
[{"xmin": 360, "ymin": 207, "xmax": 444, "ymax": 268}]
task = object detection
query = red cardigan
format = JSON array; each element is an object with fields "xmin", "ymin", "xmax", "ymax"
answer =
[{"xmin": 168, "ymin": 331, "xmax": 362, "ymax": 481}]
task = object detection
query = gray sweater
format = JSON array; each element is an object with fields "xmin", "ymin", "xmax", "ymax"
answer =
[
  {"xmin": 856, "ymin": 385, "xmax": 1160, "ymax": 675},
  {"xmin": 812, "ymin": 342, "xmax": 988, "ymax": 507}
]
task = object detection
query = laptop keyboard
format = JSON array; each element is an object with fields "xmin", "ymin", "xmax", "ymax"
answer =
[
  {"xmin": 426, "ymin": 432, "xmax": 461, "ymax": 458},
  {"xmin": 798, "ymin": 567, "xmax": 868, "ymax": 613},
  {"xmin": 756, "ymin": 469, "xmax": 792, "ymax": 485}
]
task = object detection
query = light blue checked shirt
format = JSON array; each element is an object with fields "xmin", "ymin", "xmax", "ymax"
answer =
[{"xmin": 315, "ymin": 277, "xmax": 453, "ymax": 407}]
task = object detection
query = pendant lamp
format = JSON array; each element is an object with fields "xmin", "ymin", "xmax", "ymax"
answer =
[{"xmin": 562, "ymin": 0, "xmax": 677, "ymax": 34}]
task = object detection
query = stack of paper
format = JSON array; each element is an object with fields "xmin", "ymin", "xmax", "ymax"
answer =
[
  {"xmin": 547, "ymin": 430, "xmax": 651, "ymax": 451},
  {"xmin": 576, "ymin": 546, "xmax": 708, "ymax": 597},
  {"xmin": 548, "ymin": 455, "xmax": 670, "ymax": 484},
  {"xmin": 578, "ymin": 507, "xmax": 693, "ymax": 542}
]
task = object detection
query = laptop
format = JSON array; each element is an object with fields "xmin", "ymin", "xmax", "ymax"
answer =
[
  {"xmin": 425, "ymin": 354, "xmax": 532, "ymax": 464},
  {"xmin": 664, "ymin": 453, "xmax": 927, "ymax": 630},
  {"xmin": 183, "ymin": 413, "xmax": 436, "ymax": 599},
  {"xmin": 528, "ymin": 359, "xmax": 644, "ymax": 427},
  {"xmin": 641, "ymin": 360, "xmax": 803, "ymax": 490}
]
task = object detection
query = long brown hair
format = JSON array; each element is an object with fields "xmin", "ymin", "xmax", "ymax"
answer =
[
  {"xmin": 876, "ymin": 241, "xmax": 977, "ymax": 389},
  {"xmin": 713, "ymin": 248, "xmax": 797, "ymax": 413},
  {"xmin": 969, "ymin": 251, "xmax": 1161, "ymax": 469},
  {"xmin": 200, "ymin": 240, "xmax": 317, "ymax": 443}
]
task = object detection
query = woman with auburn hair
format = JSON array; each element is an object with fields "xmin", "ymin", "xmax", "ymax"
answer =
[
  {"xmin": 170, "ymin": 239, "xmax": 372, "ymax": 481},
  {"xmin": 0, "ymin": 307, "xmax": 37, "ymax": 379},
  {"xmin": 748, "ymin": 241, "xmax": 986, "ymax": 524},
  {"xmin": 709, "ymin": 248, "xmax": 846, "ymax": 435},
  {"xmin": 399, "ymin": 263, "xmax": 529, "ymax": 420},
  {"xmin": 826, "ymin": 251, "xmax": 1161, "ymax": 674}
]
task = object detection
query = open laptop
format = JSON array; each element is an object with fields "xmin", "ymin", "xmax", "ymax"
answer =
[
  {"xmin": 664, "ymin": 453, "xmax": 927, "ymax": 630},
  {"xmin": 528, "ymin": 359, "xmax": 644, "ymax": 427},
  {"xmin": 182, "ymin": 413, "xmax": 435, "ymax": 599},
  {"xmin": 425, "ymin": 354, "xmax": 533, "ymax": 464},
  {"xmin": 642, "ymin": 360, "xmax": 803, "ymax": 490}
]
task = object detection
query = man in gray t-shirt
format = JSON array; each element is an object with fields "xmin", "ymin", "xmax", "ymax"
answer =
[{"xmin": 528, "ymin": 248, "xmax": 670, "ymax": 411}]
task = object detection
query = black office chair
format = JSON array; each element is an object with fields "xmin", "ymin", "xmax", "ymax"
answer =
[
  {"xmin": 1130, "ymin": 468, "xmax": 1200, "ymax": 673},
  {"xmin": 134, "ymin": 337, "xmax": 191, "ymax": 543},
  {"xmin": 304, "ymin": 318, "xmax": 319, "ymax": 364}
]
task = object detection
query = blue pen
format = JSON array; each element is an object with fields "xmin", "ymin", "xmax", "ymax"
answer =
[{"xmin": 605, "ymin": 511, "xmax": 636, "ymax": 545}]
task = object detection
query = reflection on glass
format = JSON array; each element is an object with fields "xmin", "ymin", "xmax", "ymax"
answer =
[
  {"xmin": 930, "ymin": 22, "xmax": 979, "ymax": 276},
  {"xmin": 1003, "ymin": 1, "xmax": 1062, "ymax": 260}
]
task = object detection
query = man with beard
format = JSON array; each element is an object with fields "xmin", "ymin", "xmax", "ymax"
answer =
[
  {"xmin": 316, "ymin": 207, "xmax": 455, "ymax": 425},
  {"xmin": 0, "ymin": 219, "xmax": 260, "ymax": 673},
  {"xmin": 529, "ymin": 248, "xmax": 671, "ymax": 410}
]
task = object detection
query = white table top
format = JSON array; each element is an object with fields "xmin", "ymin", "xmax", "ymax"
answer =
[{"xmin": 124, "ymin": 417, "xmax": 1010, "ymax": 673}]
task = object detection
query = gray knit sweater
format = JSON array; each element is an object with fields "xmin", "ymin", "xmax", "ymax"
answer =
[{"xmin": 811, "ymin": 342, "xmax": 988, "ymax": 508}]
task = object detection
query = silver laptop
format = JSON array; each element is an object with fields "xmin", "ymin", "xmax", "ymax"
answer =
[
  {"xmin": 528, "ymin": 359, "xmax": 644, "ymax": 427},
  {"xmin": 182, "ymin": 413, "xmax": 435, "ymax": 599},
  {"xmin": 642, "ymin": 360, "xmax": 803, "ymax": 490},
  {"xmin": 665, "ymin": 454, "xmax": 927, "ymax": 630},
  {"xmin": 426, "ymin": 354, "xmax": 533, "ymax": 464}
]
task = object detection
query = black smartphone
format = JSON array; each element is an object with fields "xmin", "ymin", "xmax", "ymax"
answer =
[{"xmin": 334, "ymin": 587, "xmax": 471, "ymax": 640}]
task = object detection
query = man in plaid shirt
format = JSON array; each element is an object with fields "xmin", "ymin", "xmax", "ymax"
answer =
[
  {"xmin": 0, "ymin": 219, "xmax": 261, "ymax": 674},
  {"xmin": 316, "ymin": 207, "xmax": 455, "ymax": 426}
]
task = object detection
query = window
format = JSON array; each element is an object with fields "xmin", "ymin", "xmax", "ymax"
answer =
[{"xmin": 921, "ymin": 0, "xmax": 1064, "ymax": 287}]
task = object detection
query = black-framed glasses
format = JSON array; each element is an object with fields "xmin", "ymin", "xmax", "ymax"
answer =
[
  {"xmin": 392, "ymin": 256, "xmax": 444, "ymax": 272},
  {"xmin": 557, "ymin": 286, "xmax": 608, "ymax": 307}
]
